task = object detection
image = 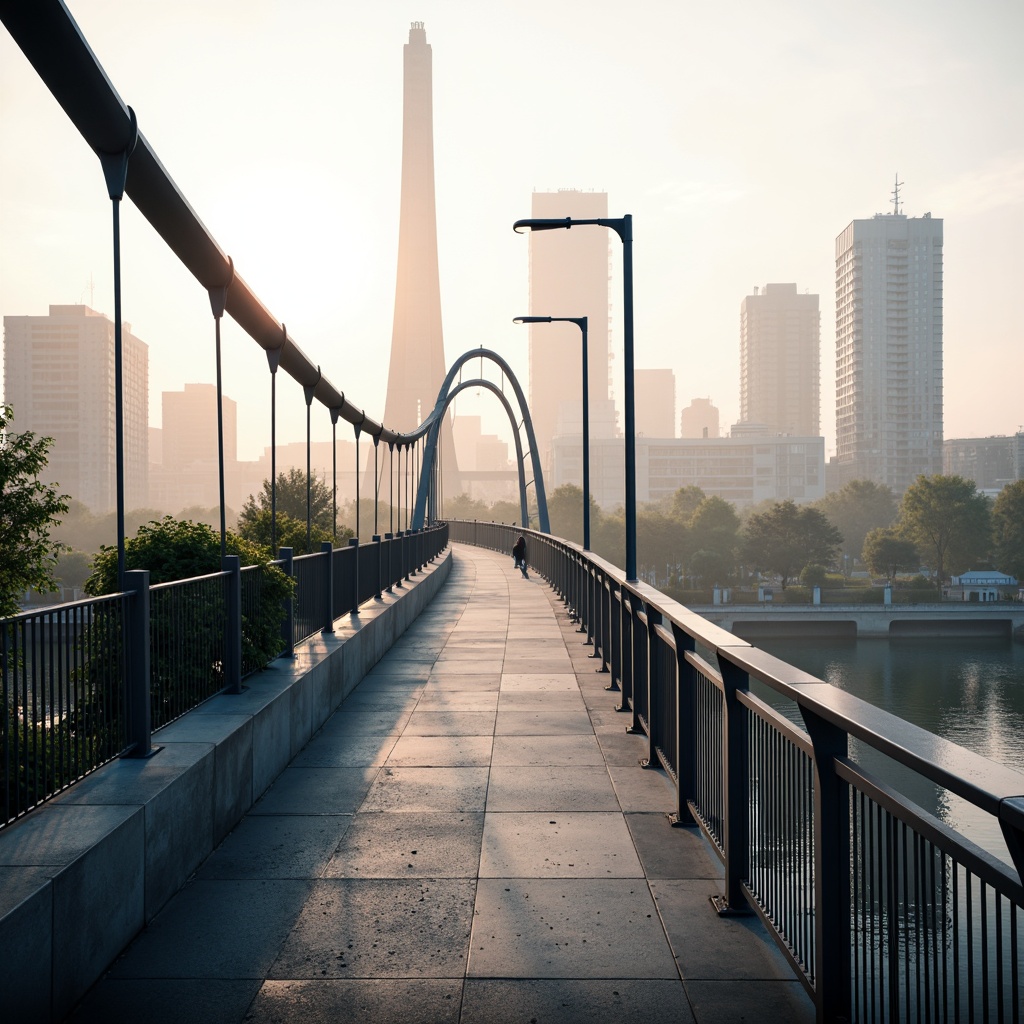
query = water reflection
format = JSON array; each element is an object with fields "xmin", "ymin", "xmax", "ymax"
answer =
[{"xmin": 751, "ymin": 636, "xmax": 1024, "ymax": 866}]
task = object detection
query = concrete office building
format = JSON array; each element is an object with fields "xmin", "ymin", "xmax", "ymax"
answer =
[
  {"xmin": 150, "ymin": 383, "xmax": 237, "ymax": 512},
  {"xmin": 943, "ymin": 433, "xmax": 1024, "ymax": 492},
  {"xmin": 527, "ymin": 189, "xmax": 619, "ymax": 483},
  {"xmin": 835, "ymin": 207, "xmax": 943, "ymax": 493},
  {"xmin": 680, "ymin": 397, "xmax": 721, "ymax": 439},
  {"xmin": 740, "ymin": 283, "xmax": 819, "ymax": 437},
  {"xmin": 553, "ymin": 433, "xmax": 824, "ymax": 510},
  {"xmin": 3, "ymin": 304, "xmax": 148, "ymax": 513}
]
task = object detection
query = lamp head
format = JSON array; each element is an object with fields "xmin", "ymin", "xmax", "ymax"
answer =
[
  {"xmin": 513, "ymin": 217, "xmax": 573, "ymax": 233},
  {"xmin": 513, "ymin": 316, "xmax": 552, "ymax": 325}
]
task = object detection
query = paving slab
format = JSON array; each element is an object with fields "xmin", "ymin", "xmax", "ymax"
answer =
[
  {"xmin": 403, "ymin": 710, "xmax": 496, "ymax": 736},
  {"xmin": 500, "ymin": 672, "xmax": 579, "ymax": 690},
  {"xmin": 108, "ymin": 879, "xmax": 313, "ymax": 979},
  {"xmin": 68, "ymin": 979, "xmax": 262, "ymax": 1024},
  {"xmin": 290, "ymin": 732, "xmax": 399, "ymax": 768},
  {"xmin": 491, "ymin": 734, "xmax": 605, "ymax": 766},
  {"xmin": 246, "ymin": 979, "xmax": 463, "ymax": 1024},
  {"xmin": 460, "ymin": 978, "xmax": 694, "ymax": 1024},
  {"xmin": 324, "ymin": 812, "xmax": 485, "ymax": 878},
  {"xmin": 251, "ymin": 766, "xmax": 380, "ymax": 815},
  {"xmin": 468, "ymin": 878, "xmax": 678, "ymax": 979},
  {"xmin": 197, "ymin": 814, "xmax": 353, "ymax": 879},
  {"xmin": 360, "ymin": 766, "xmax": 490, "ymax": 812},
  {"xmin": 494, "ymin": 710, "xmax": 596, "ymax": 736},
  {"xmin": 385, "ymin": 735, "xmax": 493, "ymax": 767},
  {"xmin": 269, "ymin": 878, "xmax": 476, "ymax": 979},
  {"xmin": 480, "ymin": 812, "xmax": 643, "ymax": 877},
  {"xmin": 486, "ymin": 766, "xmax": 619, "ymax": 812}
]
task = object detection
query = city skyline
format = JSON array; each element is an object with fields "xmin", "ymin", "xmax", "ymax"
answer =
[{"xmin": 2, "ymin": 2, "xmax": 1022, "ymax": 468}]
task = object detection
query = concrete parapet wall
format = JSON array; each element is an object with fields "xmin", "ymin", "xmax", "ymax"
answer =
[{"xmin": 0, "ymin": 548, "xmax": 451, "ymax": 1023}]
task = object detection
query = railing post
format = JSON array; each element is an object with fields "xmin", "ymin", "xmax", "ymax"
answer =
[
  {"xmin": 122, "ymin": 569, "xmax": 153, "ymax": 758},
  {"xmin": 800, "ymin": 705, "xmax": 852, "ymax": 1024},
  {"xmin": 320, "ymin": 542, "xmax": 334, "ymax": 633},
  {"xmin": 611, "ymin": 585, "xmax": 628, "ymax": 706},
  {"xmin": 669, "ymin": 622, "xmax": 696, "ymax": 825},
  {"xmin": 221, "ymin": 554, "xmax": 242, "ymax": 694},
  {"xmin": 715, "ymin": 656, "xmax": 752, "ymax": 914},
  {"xmin": 278, "ymin": 546, "xmax": 294, "ymax": 656},
  {"xmin": 372, "ymin": 535, "xmax": 382, "ymax": 599},
  {"xmin": 639, "ymin": 603, "xmax": 662, "ymax": 765},
  {"xmin": 348, "ymin": 537, "xmax": 360, "ymax": 614},
  {"xmin": 385, "ymin": 533, "xmax": 394, "ymax": 592},
  {"xmin": 626, "ymin": 591, "xmax": 645, "ymax": 733}
]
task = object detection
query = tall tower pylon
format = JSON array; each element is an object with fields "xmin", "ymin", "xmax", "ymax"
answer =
[{"xmin": 376, "ymin": 21, "xmax": 458, "ymax": 510}]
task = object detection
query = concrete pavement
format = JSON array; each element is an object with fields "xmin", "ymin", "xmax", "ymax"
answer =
[{"xmin": 68, "ymin": 543, "xmax": 814, "ymax": 1023}]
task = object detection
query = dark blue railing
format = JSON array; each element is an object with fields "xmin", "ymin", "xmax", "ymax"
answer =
[
  {"xmin": 1, "ymin": 526, "xmax": 448, "ymax": 827},
  {"xmin": 449, "ymin": 520, "xmax": 1024, "ymax": 1024}
]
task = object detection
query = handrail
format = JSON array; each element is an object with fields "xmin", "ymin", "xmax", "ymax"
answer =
[
  {"xmin": 0, "ymin": 0, "xmax": 411, "ymax": 444},
  {"xmin": 448, "ymin": 518, "xmax": 1024, "ymax": 1020}
]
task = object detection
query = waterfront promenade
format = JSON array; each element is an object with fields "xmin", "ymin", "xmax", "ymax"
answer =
[{"xmin": 66, "ymin": 543, "xmax": 813, "ymax": 1023}]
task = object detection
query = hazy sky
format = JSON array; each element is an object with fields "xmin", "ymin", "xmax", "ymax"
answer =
[{"xmin": 2, "ymin": 0, "xmax": 1022, "ymax": 465}]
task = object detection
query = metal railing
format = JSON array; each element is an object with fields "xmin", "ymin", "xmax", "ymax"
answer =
[
  {"xmin": 449, "ymin": 520, "xmax": 1024, "ymax": 1023},
  {"xmin": 1, "ymin": 525, "xmax": 448, "ymax": 827}
]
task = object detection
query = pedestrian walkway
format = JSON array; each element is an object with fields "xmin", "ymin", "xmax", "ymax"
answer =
[{"xmin": 68, "ymin": 544, "xmax": 814, "ymax": 1023}]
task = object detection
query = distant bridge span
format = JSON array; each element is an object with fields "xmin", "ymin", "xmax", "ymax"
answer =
[{"xmin": 689, "ymin": 602, "xmax": 1024, "ymax": 640}]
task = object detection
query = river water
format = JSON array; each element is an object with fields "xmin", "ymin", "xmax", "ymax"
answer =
[{"xmin": 749, "ymin": 635, "xmax": 1024, "ymax": 866}]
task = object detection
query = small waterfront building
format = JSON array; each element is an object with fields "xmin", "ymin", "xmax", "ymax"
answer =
[{"xmin": 946, "ymin": 571, "xmax": 1018, "ymax": 602}]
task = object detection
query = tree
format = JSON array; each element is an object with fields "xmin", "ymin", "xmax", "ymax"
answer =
[
  {"xmin": 897, "ymin": 475, "xmax": 991, "ymax": 593},
  {"xmin": 862, "ymin": 528, "xmax": 920, "ymax": 582},
  {"xmin": 546, "ymin": 484, "xmax": 600, "ymax": 546},
  {"xmin": 239, "ymin": 467, "xmax": 333, "ymax": 537},
  {"xmin": 671, "ymin": 485, "xmax": 706, "ymax": 523},
  {"xmin": 992, "ymin": 481, "xmax": 1024, "ymax": 581},
  {"xmin": 85, "ymin": 516, "xmax": 293, "ymax": 676},
  {"xmin": 54, "ymin": 550, "xmax": 92, "ymax": 592},
  {"xmin": 237, "ymin": 508, "xmax": 347, "ymax": 556},
  {"xmin": 0, "ymin": 405, "xmax": 70, "ymax": 616},
  {"xmin": 814, "ymin": 480, "xmax": 897, "ymax": 571},
  {"xmin": 178, "ymin": 505, "xmax": 238, "ymax": 532},
  {"xmin": 742, "ymin": 500, "xmax": 842, "ymax": 590},
  {"xmin": 637, "ymin": 507, "xmax": 681, "ymax": 584},
  {"xmin": 488, "ymin": 499, "xmax": 523, "ymax": 525},
  {"xmin": 442, "ymin": 492, "xmax": 489, "ymax": 520}
]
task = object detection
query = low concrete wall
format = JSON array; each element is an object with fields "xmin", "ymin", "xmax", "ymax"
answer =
[{"xmin": 0, "ymin": 547, "xmax": 451, "ymax": 1023}]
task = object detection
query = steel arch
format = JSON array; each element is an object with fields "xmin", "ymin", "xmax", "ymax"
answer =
[{"xmin": 411, "ymin": 349, "xmax": 549, "ymax": 533}]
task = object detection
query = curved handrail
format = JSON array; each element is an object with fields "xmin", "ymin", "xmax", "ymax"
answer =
[{"xmin": 0, "ymin": 0, "xmax": 410, "ymax": 445}]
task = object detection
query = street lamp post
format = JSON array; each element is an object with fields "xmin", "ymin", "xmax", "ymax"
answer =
[
  {"xmin": 514, "ymin": 215, "xmax": 636, "ymax": 581},
  {"xmin": 513, "ymin": 315, "xmax": 590, "ymax": 551}
]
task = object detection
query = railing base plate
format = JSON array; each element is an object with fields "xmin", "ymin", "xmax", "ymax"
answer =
[{"xmin": 708, "ymin": 894, "xmax": 752, "ymax": 917}]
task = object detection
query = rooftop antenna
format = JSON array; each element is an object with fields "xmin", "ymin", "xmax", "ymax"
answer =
[{"xmin": 891, "ymin": 174, "xmax": 904, "ymax": 215}]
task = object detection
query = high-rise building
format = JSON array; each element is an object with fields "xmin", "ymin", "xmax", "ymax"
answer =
[
  {"xmin": 835, "ymin": 208, "xmax": 943, "ymax": 493},
  {"xmin": 380, "ymin": 22, "xmax": 458, "ymax": 497},
  {"xmin": 527, "ymin": 189, "xmax": 619, "ymax": 484},
  {"xmin": 680, "ymin": 397, "xmax": 720, "ymax": 439},
  {"xmin": 739, "ymin": 283, "xmax": 819, "ymax": 437},
  {"xmin": 150, "ymin": 383, "xmax": 237, "ymax": 512},
  {"xmin": 943, "ymin": 434, "xmax": 1024, "ymax": 492},
  {"xmin": 3, "ymin": 304, "xmax": 148, "ymax": 513},
  {"xmin": 635, "ymin": 369, "xmax": 676, "ymax": 438}
]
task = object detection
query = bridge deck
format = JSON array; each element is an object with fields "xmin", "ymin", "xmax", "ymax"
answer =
[{"xmin": 69, "ymin": 544, "xmax": 813, "ymax": 1023}]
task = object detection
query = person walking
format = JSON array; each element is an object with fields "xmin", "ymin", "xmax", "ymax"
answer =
[{"xmin": 512, "ymin": 535, "xmax": 529, "ymax": 579}]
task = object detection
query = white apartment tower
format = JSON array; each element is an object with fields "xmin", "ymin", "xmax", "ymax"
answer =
[
  {"xmin": 740, "ymin": 283, "xmax": 820, "ymax": 437},
  {"xmin": 835, "ymin": 208, "xmax": 943, "ymax": 493},
  {"xmin": 3, "ymin": 305, "xmax": 149, "ymax": 513}
]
